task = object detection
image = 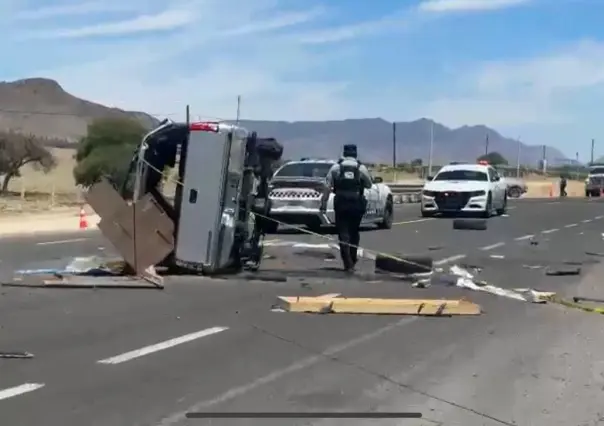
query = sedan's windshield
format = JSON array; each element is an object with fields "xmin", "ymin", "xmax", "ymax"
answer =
[
  {"xmin": 275, "ymin": 162, "xmax": 333, "ymax": 178},
  {"xmin": 434, "ymin": 170, "xmax": 488, "ymax": 181}
]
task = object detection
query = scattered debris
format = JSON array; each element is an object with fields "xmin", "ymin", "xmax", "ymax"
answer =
[
  {"xmin": 453, "ymin": 218, "xmax": 487, "ymax": 231},
  {"xmin": 529, "ymin": 237, "xmax": 539, "ymax": 246},
  {"xmin": 586, "ymin": 251, "xmax": 604, "ymax": 257},
  {"xmin": 545, "ymin": 267, "xmax": 581, "ymax": 276},
  {"xmin": 7, "ymin": 256, "xmax": 164, "ymax": 289},
  {"xmin": 428, "ymin": 246, "xmax": 443, "ymax": 251},
  {"xmin": 0, "ymin": 351, "xmax": 34, "ymax": 359},
  {"xmin": 572, "ymin": 296, "xmax": 604, "ymax": 304},
  {"xmin": 276, "ymin": 295, "xmax": 481, "ymax": 316},
  {"xmin": 489, "ymin": 255, "xmax": 505, "ymax": 259},
  {"xmin": 446, "ymin": 265, "xmax": 552, "ymax": 303},
  {"xmin": 523, "ymin": 264, "xmax": 544, "ymax": 269}
]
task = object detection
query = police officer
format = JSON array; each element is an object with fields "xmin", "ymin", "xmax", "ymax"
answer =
[
  {"xmin": 320, "ymin": 144, "xmax": 372, "ymax": 272},
  {"xmin": 559, "ymin": 175, "xmax": 567, "ymax": 197}
]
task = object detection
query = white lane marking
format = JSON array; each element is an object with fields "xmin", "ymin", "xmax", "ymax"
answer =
[
  {"xmin": 490, "ymin": 255, "xmax": 505, "ymax": 259},
  {"xmin": 480, "ymin": 242, "xmax": 505, "ymax": 251},
  {"xmin": 434, "ymin": 254, "xmax": 466, "ymax": 265},
  {"xmin": 316, "ymin": 293, "xmax": 341, "ymax": 299},
  {"xmin": 595, "ymin": 215, "xmax": 603, "ymax": 220},
  {"xmin": 36, "ymin": 238, "xmax": 88, "ymax": 246},
  {"xmin": 156, "ymin": 317, "xmax": 419, "ymax": 426},
  {"xmin": 565, "ymin": 223, "xmax": 577, "ymax": 228},
  {"xmin": 393, "ymin": 218, "xmax": 433, "ymax": 226},
  {"xmin": 542, "ymin": 228, "xmax": 559, "ymax": 234},
  {"xmin": 97, "ymin": 327, "xmax": 228, "ymax": 365},
  {"xmin": 582, "ymin": 219, "xmax": 592, "ymax": 223},
  {"xmin": 515, "ymin": 234, "xmax": 534, "ymax": 241},
  {"xmin": 0, "ymin": 383, "xmax": 45, "ymax": 401}
]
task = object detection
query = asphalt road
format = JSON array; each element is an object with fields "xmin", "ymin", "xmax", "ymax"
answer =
[{"xmin": 2, "ymin": 198, "xmax": 604, "ymax": 426}]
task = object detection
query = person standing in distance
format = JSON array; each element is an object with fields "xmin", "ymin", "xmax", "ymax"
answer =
[{"xmin": 320, "ymin": 144, "xmax": 372, "ymax": 272}]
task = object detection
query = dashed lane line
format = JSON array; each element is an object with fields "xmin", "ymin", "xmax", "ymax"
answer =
[
  {"xmin": 542, "ymin": 228, "xmax": 559, "ymax": 234},
  {"xmin": 565, "ymin": 223, "xmax": 578, "ymax": 228},
  {"xmin": 0, "ymin": 383, "xmax": 45, "ymax": 401},
  {"xmin": 36, "ymin": 238, "xmax": 89, "ymax": 246},
  {"xmin": 434, "ymin": 254, "xmax": 466, "ymax": 266},
  {"xmin": 582, "ymin": 219, "xmax": 592, "ymax": 223},
  {"xmin": 514, "ymin": 234, "xmax": 534, "ymax": 241},
  {"xmin": 480, "ymin": 242, "xmax": 505, "ymax": 251},
  {"xmin": 97, "ymin": 327, "xmax": 229, "ymax": 365}
]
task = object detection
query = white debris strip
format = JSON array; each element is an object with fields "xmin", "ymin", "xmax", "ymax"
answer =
[{"xmin": 448, "ymin": 265, "xmax": 554, "ymax": 303}]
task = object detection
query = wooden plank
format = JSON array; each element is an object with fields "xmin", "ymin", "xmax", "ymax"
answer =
[{"xmin": 277, "ymin": 296, "xmax": 481, "ymax": 316}]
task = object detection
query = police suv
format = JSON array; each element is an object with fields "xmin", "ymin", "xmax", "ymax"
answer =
[
  {"xmin": 420, "ymin": 161, "xmax": 508, "ymax": 217},
  {"xmin": 267, "ymin": 158, "xmax": 394, "ymax": 232}
]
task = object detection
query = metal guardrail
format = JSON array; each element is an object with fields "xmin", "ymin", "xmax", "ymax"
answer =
[{"xmin": 385, "ymin": 182, "xmax": 424, "ymax": 204}]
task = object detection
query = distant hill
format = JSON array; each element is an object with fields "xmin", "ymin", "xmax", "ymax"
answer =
[
  {"xmin": 0, "ymin": 78, "xmax": 566, "ymax": 165},
  {"xmin": 239, "ymin": 118, "xmax": 567, "ymax": 167},
  {"xmin": 0, "ymin": 78, "xmax": 158, "ymax": 142}
]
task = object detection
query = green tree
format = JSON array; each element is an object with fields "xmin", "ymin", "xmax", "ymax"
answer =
[
  {"xmin": 477, "ymin": 151, "xmax": 508, "ymax": 166},
  {"xmin": 73, "ymin": 118, "xmax": 147, "ymax": 188},
  {"xmin": 0, "ymin": 131, "xmax": 57, "ymax": 194},
  {"xmin": 410, "ymin": 158, "xmax": 423, "ymax": 167}
]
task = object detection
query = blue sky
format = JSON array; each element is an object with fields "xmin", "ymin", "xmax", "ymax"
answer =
[{"xmin": 3, "ymin": 0, "xmax": 604, "ymax": 159}]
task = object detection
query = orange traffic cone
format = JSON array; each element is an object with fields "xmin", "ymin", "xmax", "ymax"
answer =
[{"xmin": 79, "ymin": 206, "xmax": 88, "ymax": 230}]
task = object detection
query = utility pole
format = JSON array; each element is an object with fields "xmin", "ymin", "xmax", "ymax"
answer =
[
  {"xmin": 516, "ymin": 136, "xmax": 521, "ymax": 178},
  {"xmin": 428, "ymin": 121, "xmax": 434, "ymax": 176},
  {"xmin": 485, "ymin": 133, "xmax": 489, "ymax": 156},
  {"xmin": 542, "ymin": 145, "xmax": 547, "ymax": 173},
  {"xmin": 392, "ymin": 122, "xmax": 397, "ymax": 168},
  {"xmin": 591, "ymin": 138, "xmax": 595, "ymax": 165}
]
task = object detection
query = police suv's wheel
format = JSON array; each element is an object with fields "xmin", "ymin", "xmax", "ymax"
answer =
[
  {"xmin": 421, "ymin": 209, "xmax": 434, "ymax": 218},
  {"xmin": 378, "ymin": 198, "xmax": 393, "ymax": 229},
  {"xmin": 496, "ymin": 195, "xmax": 507, "ymax": 216},
  {"xmin": 586, "ymin": 190, "xmax": 590, "ymax": 198},
  {"xmin": 481, "ymin": 193, "xmax": 493, "ymax": 218}
]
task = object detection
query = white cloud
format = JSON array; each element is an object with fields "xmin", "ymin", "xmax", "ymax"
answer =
[
  {"xmin": 25, "ymin": 8, "xmax": 197, "ymax": 38},
  {"xmin": 417, "ymin": 40, "xmax": 604, "ymax": 129},
  {"xmin": 418, "ymin": 0, "xmax": 533, "ymax": 13},
  {"xmin": 13, "ymin": 2, "xmax": 136, "ymax": 20}
]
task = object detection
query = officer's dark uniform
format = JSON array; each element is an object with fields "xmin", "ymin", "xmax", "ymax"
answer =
[
  {"xmin": 560, "ymin": 176, "xmax": 567, "ymax": 197},
  {"xmin": 322, "ymin": 145, "xmax": 372, "ymax": 271}
]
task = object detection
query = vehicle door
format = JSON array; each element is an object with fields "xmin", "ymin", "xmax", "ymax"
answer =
[{"xmin": 488, "ymin": 167, "xmax": 504, "ymax": 207}]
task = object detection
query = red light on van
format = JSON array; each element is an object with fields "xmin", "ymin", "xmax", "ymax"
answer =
[{"xmin": 189, "ymin": 122, "xmax": 219, "ymax": 132}]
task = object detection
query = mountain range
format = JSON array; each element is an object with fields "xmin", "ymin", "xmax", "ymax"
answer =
[{"xmin": 0, "ymin": 78, "xmax": 567, "ymax": 166}]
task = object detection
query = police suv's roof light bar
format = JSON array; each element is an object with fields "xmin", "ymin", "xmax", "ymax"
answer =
[{"xmin": 478, "ymin": 160, "xmax": 489, "ymax": 165}]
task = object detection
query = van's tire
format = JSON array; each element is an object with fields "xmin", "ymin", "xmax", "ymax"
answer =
[
  {"xmin": 453, "ymin": 218, "xmax": 488, "ymax": 231},
  {"xmin": 375, "ymin": 254, "xmax": 433, "ymax": 275},
  {"xmin": 378, "ymin": 197, "xmax": 394, "ymax": 229}
]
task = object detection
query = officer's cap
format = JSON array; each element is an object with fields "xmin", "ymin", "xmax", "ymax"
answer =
[{"xmin": 343, "ymin": 144, "xmax": 358, "ymax": 157}]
